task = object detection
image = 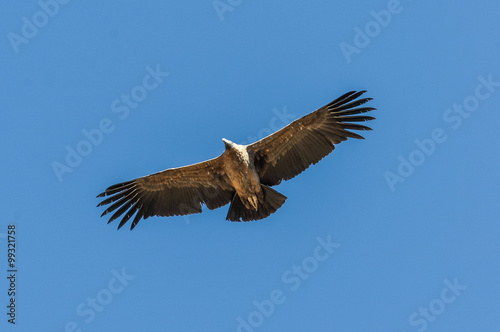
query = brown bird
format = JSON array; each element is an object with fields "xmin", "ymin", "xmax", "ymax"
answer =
[{"xmin": 97, "ymin": 90, "xmax": 375, "ymax": 230}]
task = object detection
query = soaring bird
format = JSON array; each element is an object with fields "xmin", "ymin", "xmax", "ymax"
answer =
[{"xmin": 97, "ymin": 90, "xmax": 375, "ymax": 230}]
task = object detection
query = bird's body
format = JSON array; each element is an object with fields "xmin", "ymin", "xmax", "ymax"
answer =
[
  {"xmin": 221, "ymin": 139, "xmax": 263, "ymax": 211},
  {"xmin": 97, "ymin": 90, "xmax": 376, "ymax": 230}
]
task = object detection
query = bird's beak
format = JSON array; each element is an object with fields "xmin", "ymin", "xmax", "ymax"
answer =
[{"xmin": 222, "ymin": 138, "xmax": 231, "ymax": 150}]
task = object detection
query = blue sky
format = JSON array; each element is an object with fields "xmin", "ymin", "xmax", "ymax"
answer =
[{"xmin": 1, "ymin": 0, "xmax": 499, "ymax": 331}]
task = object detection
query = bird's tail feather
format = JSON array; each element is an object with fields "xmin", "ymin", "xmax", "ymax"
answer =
[{"xmin": 226, "ymin": 185, "xmax": 287, "ymax": 222}]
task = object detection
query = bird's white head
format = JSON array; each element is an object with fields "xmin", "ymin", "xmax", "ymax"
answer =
[{"xmin": 222, "ymin": 138, "xmax": 234, "ymax": 150}]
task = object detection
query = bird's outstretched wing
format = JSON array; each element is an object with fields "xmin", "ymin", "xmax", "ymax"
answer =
[
  {"xmin": 247, "ymin": 90, "xmax": 375, "ymax": 186},
  {"xmin": 97, "ymin": 156, "xmax": 234, "ymax": 230}
]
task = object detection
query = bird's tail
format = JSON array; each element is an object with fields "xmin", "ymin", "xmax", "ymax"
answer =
[{"xmin": 226, "ymin": 185, "xmax": 287, "ymax": 222}]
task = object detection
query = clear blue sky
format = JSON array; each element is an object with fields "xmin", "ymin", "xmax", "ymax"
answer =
[{"xmin": 2, "ymin": 1, "xmax": 499, "ymax": 331}]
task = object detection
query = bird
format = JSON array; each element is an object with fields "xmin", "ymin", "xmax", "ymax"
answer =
[{"xmin": 97, "ymin": 90, "xmax": 375, "ymax": 230}]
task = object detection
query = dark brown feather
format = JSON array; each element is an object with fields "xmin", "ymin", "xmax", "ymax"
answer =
[
  {"xmin": 247, "ymin": 90, "xmax": 375, "ymax": 186},
  {"xmin": 97, "ymin": 156, "xmax": 234, "ymax": 230}
]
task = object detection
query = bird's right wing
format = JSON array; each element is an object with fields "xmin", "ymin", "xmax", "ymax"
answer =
[
  {"xmin": 247, "ymin": 91, "xmax": 375, "ymax": 186},
  {"xmin": 97, "ymin": 155, "xmax": 234, "ymax": 230}
]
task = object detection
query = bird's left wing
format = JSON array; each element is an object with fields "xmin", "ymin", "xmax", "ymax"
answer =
[
  {"xmin": 97, "ymin": 155, "xmax": 234, "ymax": 230},
  {"xmin": 247, "ymin": 91, "xmax": 375, "ymax": 186}
]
